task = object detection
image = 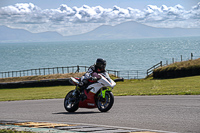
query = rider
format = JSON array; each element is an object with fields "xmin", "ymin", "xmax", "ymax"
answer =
[{"xmin": 78, "ymin": 58, "xmax": 106, "ymax": 91}]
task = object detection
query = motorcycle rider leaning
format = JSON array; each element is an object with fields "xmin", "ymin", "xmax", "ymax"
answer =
[{"xmin": 78, "ymin": 58, "xmax": 106, "ymax": 94}]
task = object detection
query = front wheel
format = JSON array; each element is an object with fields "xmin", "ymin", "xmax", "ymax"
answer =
[
  {"xmin": 97, "ymin": 91, "xmax": 114, "ymax": 112},
  {"xmin": 64, "ymin": 90, "xmax": 79, "ymax": 112}
]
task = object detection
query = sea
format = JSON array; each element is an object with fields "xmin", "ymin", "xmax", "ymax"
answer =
[{"xmin": 0, "ymin": 36, "xmax": 200, "ymax": 78}]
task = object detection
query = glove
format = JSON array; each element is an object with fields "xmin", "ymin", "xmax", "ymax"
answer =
[{"xmin": 91, "ymin": 77, "xmax": 97, "ymax": 81}]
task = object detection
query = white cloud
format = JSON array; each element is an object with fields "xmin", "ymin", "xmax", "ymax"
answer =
[
  {"xmin": 0, "ymin": 3, "xmax": 40, "ymax": 15},
  {"xmin": 0, "ymin": 2, "xmax": 199, "ymax": 36}
]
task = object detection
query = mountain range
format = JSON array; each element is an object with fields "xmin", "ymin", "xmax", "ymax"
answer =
[{"xmin": 0, "ymin": 21, "xmax": 200, "ymax": 42}]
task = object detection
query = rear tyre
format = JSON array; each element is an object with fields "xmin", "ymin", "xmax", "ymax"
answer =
[
  {"xmin": 64, "ymin": 90, "xmax": 79, "ymax": 112},
  {"xmin": 97, "ymin": 91, "xmax": 114, "ymax": 112}
]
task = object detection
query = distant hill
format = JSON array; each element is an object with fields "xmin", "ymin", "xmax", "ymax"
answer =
[
  {"xmin": 65, "ymin": 21, "xmax": 200, "ymax": 40},
  {"xmin": 0, "ymin": 25, "xmax": 65, "ymax": 42},
  {"xmin": 0, "ymin": 21, "xmax": 200, "ymax": 42}
]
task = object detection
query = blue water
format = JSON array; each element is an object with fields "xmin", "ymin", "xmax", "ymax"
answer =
[{"xmin": 0, "ymin": 36, "xmax": 200, "ymax": 73}]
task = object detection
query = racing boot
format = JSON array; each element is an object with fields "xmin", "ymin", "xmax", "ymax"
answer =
[
  {"xmin": 76, "ymin": 82, "xmax": 86, "ymax": 101},
  {"xmin": 79, "ymin": 86, "xmax": 87, "ymax": 101}
]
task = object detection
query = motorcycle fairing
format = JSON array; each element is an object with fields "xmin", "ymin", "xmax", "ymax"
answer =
[
  {"xmin": 86, "ymin": 73, "xmax": 116, "ymax": 94},
  {"xmin": 86, "ymin": 82, "xmax": 104, "ymax": 94},
  {"xmin": 78, "ymin": 89, "xmax": 96, "ymax": 108}
]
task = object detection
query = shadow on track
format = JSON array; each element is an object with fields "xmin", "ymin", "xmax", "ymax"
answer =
[{"xmin": 53, "ymin": 111, "xmax": 102, "ymax": 115}]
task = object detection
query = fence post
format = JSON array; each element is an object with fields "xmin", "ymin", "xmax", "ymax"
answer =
[
  {"xmin": 39, "ymin": 68, "xmax": 41, "ymax": 75},
  {"xmin": 181, "ymin": 55, "xmax": 182, "ymax": 61},
  {"xmin": 128, "ymin": 71, "xmax": 129, "ymax": 79},
  {"xmin": 191, "ymin": 53, "xmax": 193, "ymax": 60},
  {"xmin": 76, "ymin": 65, "xmax": 80, "ymax": 73},
  {"xmin": 57, "ymin": 67, "xmax": 59, "ymax": 74},
  {"xmin": 62, "ymin": 67, "xmax": 64, "ymax": 74}
]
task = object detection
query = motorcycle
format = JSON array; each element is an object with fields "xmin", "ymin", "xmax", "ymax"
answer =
[{"xmin": 64, "ymin": 72, "xmax": 116, "ymax": 112}]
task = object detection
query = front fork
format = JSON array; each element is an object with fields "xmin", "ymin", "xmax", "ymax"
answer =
[
  {"xmin": 101, "ymin": 89, "xmax": 107, "ymax": 99},
  {"xmin": 72, "ymin": 86, "xmax": 81, "ymax": 95},
  {"xmin": 99, "ymin": 87, "xmax": 111, "ymax": 102},
  {"xmin": 70, "ymin": 86, "xmax": 80, "ymax": 102}
]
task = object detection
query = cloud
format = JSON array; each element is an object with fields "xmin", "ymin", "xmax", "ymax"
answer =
[
  {"xmin": 0, "ymin": 2, "xmax": 199, "ymax": 36},
  {"xmin": 0, "ymin": 3, "xmax": 40, "ymax": 15}
]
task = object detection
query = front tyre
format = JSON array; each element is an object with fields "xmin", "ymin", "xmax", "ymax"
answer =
[
  {"xmin": 97, "ymin": 91, "xmax": 114, "ymax": 112},
  {"xmin": 64, "ymin": 90, "xmax": 79, "ymax": 112}
]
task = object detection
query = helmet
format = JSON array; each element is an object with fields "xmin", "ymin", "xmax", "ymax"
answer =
[{"xmin": 95, "ymin": 58, "xmax": 106, "ymax": 72}]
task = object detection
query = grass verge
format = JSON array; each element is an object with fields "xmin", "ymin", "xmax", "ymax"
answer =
[
  {"xmin": 114, "ymin": 76, "xmax": 200, "ymax": 95},
  {"xmin": 0, "ymin": 75, "xmax": 200, "ymax": 101},
  {"xmin": 0, "ymin": 129, "xmax": 34, "ymax": 133},
  {"xmin": 0, "ymin": 73, "xmax": 84, "ymax": 83},
  {"xmin": 153, "ymin": 58, "xmax": 200, "ymax": 78}
]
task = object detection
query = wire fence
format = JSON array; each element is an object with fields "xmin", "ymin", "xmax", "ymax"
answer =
[
  {"xmin": 146, "ymin": 61, "xmax": 162, "ymax": 77},
  {"xmin": 163, "ymin": 53, "xmax": 200, "ymax": 66},
  {"xmin": 0, "ymin": 66, "xmax": 87, "ymax": 78},
  {"xmin": 118, "ymin": 70, "xmax": 146, "ymax": 79},
  {"xmin": 0, "ymin": 65, "xmax": 144, "ymax": 79},
  {"xmin": 0, "ymin": 66, "xmax": 121, "ymax": 79}
]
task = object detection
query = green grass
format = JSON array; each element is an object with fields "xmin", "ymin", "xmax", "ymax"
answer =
[
  {"xmin": 113, "ymin": 76, "xmax": 200, "ymax": 95},
  {"xmin": 0, "ymin": 75, "xmax": 200, "ymax": 101},
  {"xmin": 0, "ymin": 86, "xmax": 74, "ymax": 101}
]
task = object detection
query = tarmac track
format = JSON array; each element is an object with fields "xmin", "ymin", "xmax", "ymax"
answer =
[{"xmin": 0, "ymin": 95, "xmax": 200, "ymax": 133}]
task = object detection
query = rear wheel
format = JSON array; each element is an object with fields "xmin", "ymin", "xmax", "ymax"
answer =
[
  {"xmin": 64, "ymin": 90, "xmax": 79, "ymax": 112},
  {"xmin": 97, "ymin": 91, "xmax": 114, "ymax": 112}
]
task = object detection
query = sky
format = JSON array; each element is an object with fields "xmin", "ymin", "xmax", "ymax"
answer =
[{"xmin": 0, "ymin": 0, "xmax": 200, "ymax": 36}]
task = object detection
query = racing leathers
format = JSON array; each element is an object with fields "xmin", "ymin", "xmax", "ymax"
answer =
[{"xmin": 79, "ymin": 65, "xmax": 105, "ymax": 90}]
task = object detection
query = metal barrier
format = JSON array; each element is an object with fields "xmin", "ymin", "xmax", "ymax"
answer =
[
  {"xmin": 0, "ymin": 66, "xmax": 88, "ymax": 78},
  {"xmin": 0, "ymin": 66, "xmax": 120, "ymax": 79},
  {"xmin": 118, "ymin": 70, "xmax": 146, "ymax": 79},
  {"xmin": 146, "ymin": 61, "xmax": 162, "ymax": 77}
]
